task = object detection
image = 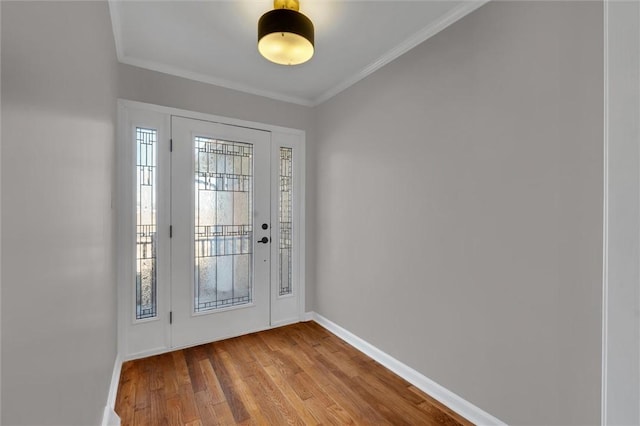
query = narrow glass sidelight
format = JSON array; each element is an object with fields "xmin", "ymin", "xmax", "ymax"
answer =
[
  {"xmin": 194, "ymin": 137, "xmax": 253, "ymax": 312},
  {"xmin": 279, "ymin": 147, "xmax": 293, "ymax": 296},
  {"xmin": 136, "ymin": 127, "xmax": 158, "ymax": 320}
]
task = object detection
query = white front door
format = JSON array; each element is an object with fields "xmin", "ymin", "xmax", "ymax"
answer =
[
  {"xmin": 170, "ymin": 117, "xmax": 271, "ymax": 348},
  {"xmin": 118, "ymin": 102, "xmax": 304, "ymax": 359}
]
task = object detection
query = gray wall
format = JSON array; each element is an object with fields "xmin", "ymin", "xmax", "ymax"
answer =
[
  {"xmin": 118, "ymin": 64, "xmax": 313, "ymax": 132},
  {"xmin": 312, "ymin": 2, "xmax": 603, "ymax": 425},
  {"xmin": 0, "ymin": 1, "xmax": 614, "ymax": 425},
  {"xmin": 605, "ymin": 1, "xmax": 640, "ymax": 424},
  {"xmin": 118, "ymin": 64, "xmax": 316, "ymax": 311},
  {"xmin": 1, "ymin": 2, "xmax": 118, "ymax": 425}
]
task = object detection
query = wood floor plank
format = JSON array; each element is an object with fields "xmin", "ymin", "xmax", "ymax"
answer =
[
  {"xmin": 165, "ymin": 396, "xmax": 184, "ymax": 426},
  {"xmin": 293, "ymin": 370, "xmax": 335, "ymax": 406},
  {"xmin": 312, "ymin": 339, "xmax": 362, "ymax": 378},
  {"xmin": 315, "ymin": 354, "xmax": 392, "ymax": 425},
  {"xmin": 355, "ymin": 374, "xmax": 434, "ymax": 425},
  {"xmin": 184, "ymin": 346, "xmax": 208, "ymax": 393},
  {"xmin": 148, "ymin": 355, "xmax": 165, "ymax": 392},
  {"xmin": 417, "ymin": 400, "xmax": 467, "ymax": 426},
  {"xmin": 158, "ymin": 353, "xmax": 180, "ymax": 400},
  {"xmin": 287, "ymin": 371, "xmax": 314, "ymax": 401},
  {"xmin": 228, "ymin": 348, "xmax": 304, "ymax": 426},
  {"xmin": 149, "ymin": 389, "xmax": 169, "ymax": 426},
  {"xmin": 269, "ymin": 347, "xmax": 303, "ymax": 378},
  {"xmin": 177, "ymin": 383, "xmax": 202, "ymax": 424},
  {"xmin": 171, "ymin": 350, "xmax": 192, "ymax": 388},
  {"xmin": 411, "ymin": 386, "xmax": 474, "ymax": 426},
  {"xmin": 207, "ymin": 345, "xmax": 271, "ymax": 425},
  {"xmin": 115, "ymin": 363, "xmax": 137, "ymax": 425},
  {"xmin": 280, "ymin": 352, "xmax": 360, "ymax": 425},
  {"xmin": 357, "ymin": 357, "xmax": 427, "ymax": 405},
  {"xmin": 262, "ymin": 363, "xmax": 320, "ymax": 425},
  {"xmin": 326, "ymin": 402, "xmax": 358, "ymax": 425},
  {"xmin": 322, "ymin": 381, "xmax": 390, "ymax": 425},
  {"xmin": 199, "ymin": 358, "xmax": 226, "ymax": 405},
  {"xmin": 274, "ymin": 326, "xmax": 402, "ymax": 424},
  {"xmin": 280, "ymin": 329, "xmax": 336, "ymax": 388},
  {"xmin": 210, "ymin": 401, "xmax": 238, "ymax": 426},
  {"xmin": 133, "ymin": 360, "xmax": 150, "ymax": 411},
  {"xmin": 245, "ymin": 333, "xmax": 275, "ymax": 368},
  {"xmin": 116, "ymin": 321, "xmax": 473, "ymax": 426},
  {"xmin": 133, "ymin": 406, "xmax": 151, "ymax": 426},
  {"xmin": 298, "ymin": 397, "xmax": 336, "ymax": 425},
  {"xmin": 194, "ymin": 390, "xmax": 234, "ymax": 426},
  {"xmin": 206, "ymin": 347, "xmax": 251, "ymax": 423}
]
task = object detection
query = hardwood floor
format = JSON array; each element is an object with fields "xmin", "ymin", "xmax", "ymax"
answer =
[{"xmin": 115, "ymin": 321, "xmax": 472, "ymax": 426}]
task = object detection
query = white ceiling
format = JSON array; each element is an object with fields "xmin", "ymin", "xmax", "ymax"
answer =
[{"xmin": 109, "ymin": 1, "xmax": 486, "ymax": 106}]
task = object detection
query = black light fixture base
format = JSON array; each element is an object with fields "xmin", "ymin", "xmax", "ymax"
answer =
[{"xmin": 258, "ymin": 8, "xmax": 314, "ymax": 47}]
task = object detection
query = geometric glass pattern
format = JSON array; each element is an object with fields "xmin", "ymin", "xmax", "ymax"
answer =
[
  {"xmin": 279, "ymin": 147, "xmax": 293, "ymax": 296},
  {"xmin": 136, "ymin": 127, "xmax": 157, "ymax": 319},
  {"xmin": 194, "ymin": 137, "xmax": 253, "ymax": 312}
]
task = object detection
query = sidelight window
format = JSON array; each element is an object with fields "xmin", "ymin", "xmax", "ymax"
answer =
[
  {"xmin": 279, "ymin": 147, "xmax": 293, "ymax": 296},
  {"xmin": 135, "ymin": 127, "xmax": 158, "ymax": 320}
]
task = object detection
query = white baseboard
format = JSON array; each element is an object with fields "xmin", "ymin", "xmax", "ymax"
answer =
[
  {"xmin": 309, "ymin": 311, "xmax": 506, "ymax": 426},
  {"xmin": 302, "ymin": 311, "xmax": 314, "ymax": 321},
  {"xmin": 102, "ymin": 355, "xmax": 122, "ymax": 426},
  {"xmin": 102, "ymin": 405, "xmax": 120, "ymax": 426}
]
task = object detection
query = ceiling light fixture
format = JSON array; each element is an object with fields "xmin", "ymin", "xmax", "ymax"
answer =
[{"xmin": 258, "ymin": 0, "xmax": 314, "ymax": 66}]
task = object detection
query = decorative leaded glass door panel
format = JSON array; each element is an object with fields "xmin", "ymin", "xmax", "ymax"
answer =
[{"xmin": 170, "ymin": 117, "xmax": 271, "ymax": 348}]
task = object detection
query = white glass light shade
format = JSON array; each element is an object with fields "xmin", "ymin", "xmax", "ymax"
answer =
[{"xmin": 258, "ymin": 32, "xmax": 314, "ymax": 66}]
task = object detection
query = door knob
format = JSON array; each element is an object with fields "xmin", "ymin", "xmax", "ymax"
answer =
[{"xmin": 257, "ymin": 237, "xmax": 269, "ymax": 244}]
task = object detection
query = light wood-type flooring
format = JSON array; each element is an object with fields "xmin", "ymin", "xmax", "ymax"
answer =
[{"xmin": 115, "ymin": 321, "xmax": 472, "ymax": 425}]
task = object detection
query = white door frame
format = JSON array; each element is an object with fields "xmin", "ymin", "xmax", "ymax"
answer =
[
  {"xmin": 602, "ymin": 1, "xmax": 640, "ymax": 424},
  {"xmin": 116, "ymin": 99, "xmax": 306, "ymax": 361}
]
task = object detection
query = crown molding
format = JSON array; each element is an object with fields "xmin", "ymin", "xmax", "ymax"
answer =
[
  {"xmin": 118, "ymin": 55, "xmax": 314, "ymax": 107},
  {"xmin": 108, "ymin": 0, "xmax": 489, "ymax": 108},
  {"xmin": 108, "ymin": 0, "xmax": 125, "ymax": 63},
  {"xmin": 310, "ymin": 0, "xmax": 490, "ymax": 106}
]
